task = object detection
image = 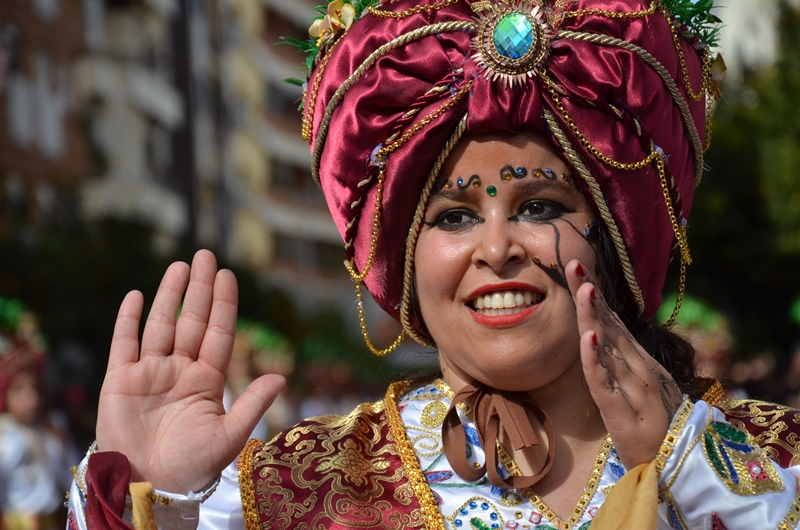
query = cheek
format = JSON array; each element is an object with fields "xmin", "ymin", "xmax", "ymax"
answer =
[{"xmin": 414, "ymin": 232, "xmax": 471, "ymax": 310}]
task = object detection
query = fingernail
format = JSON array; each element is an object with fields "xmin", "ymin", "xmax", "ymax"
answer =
[
  {"xmin": 590, "ymin": 286, "xmax": 596, "ymax": 301},
  {"xmin": 591, "ymin": 332, "xmax": 598, "ymax": 348},
  {"xmin": 575, "ymin": 262, "xmax": 587, "ymax": 279}
]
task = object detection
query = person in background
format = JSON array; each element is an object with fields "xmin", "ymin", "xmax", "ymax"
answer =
[{"xmin": 0, "ymin": 300, "xmax": 74, "ymax": 530}]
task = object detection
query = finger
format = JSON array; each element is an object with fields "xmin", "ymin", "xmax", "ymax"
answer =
[
  {"xmin": 173, "ymin": 250, "xmax": 218, "ymax": 360},
  {"xmin": 141, "ymin": 261, "xmax": 190, "ymax": 357},
  {"xmin": 197, "ymin": 269, "xmax": 238, "ymax": 372},
  {"xmin": 564, "ymin": 259, "xmax": 595, "ymax": 303},
  {"xmin": 223, "ymin": 374, "xmax": 286, "ymax": 447},
  {"xmin": 575, "ymin": 281, "xmax": 647, "ymax": 390},
  {"xmin": 107, "ymin": 290, "xmax": 144, "ymax": 371}
]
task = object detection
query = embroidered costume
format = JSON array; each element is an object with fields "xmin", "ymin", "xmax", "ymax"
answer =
[{"xmin": 67, "ymin": 379, "xmax": 800, "ymax": 529}]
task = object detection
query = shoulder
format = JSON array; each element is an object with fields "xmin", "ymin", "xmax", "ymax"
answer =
[{"xmin": 237, "ymin": 381, "xmax": 427, "ymax": 530}]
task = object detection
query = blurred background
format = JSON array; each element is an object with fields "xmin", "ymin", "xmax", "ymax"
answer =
[{"xmin": 2, "ymin": 0, "xmax": 800, "ymax": 514}]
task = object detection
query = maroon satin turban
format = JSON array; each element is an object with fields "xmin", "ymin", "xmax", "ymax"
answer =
[{"xmin": 302, "ymin": 0, "xmax": 712, "ymax": 347}]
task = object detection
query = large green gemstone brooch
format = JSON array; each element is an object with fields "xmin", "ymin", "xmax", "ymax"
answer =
[{"xmin": 470, "ymin": 0, "xmax": 553, "ymax": 88}]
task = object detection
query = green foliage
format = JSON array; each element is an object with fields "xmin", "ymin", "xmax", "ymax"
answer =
[{"xmin": 662, "ymin": 0, "xmax": 723, "ymax": 47}]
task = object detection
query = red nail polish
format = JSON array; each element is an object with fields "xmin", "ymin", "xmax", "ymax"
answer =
[
  {"xmin": 590, "ymin": 286, "xmax": 596, "ymax": 301},
  {"xmin": 575, "ymin": 262, "xmax": 586, "ymax": 279},
  {"xmin": 591, "ymin": 332, "xmax": 598, "ymax": 347}
]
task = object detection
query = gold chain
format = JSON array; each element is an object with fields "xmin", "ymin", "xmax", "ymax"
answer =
[
  {"xmin": 344, "ymin": 80, "xmax": 472, "ymax": 281},
  {"xmin": 561, "ymin": 0, "xmax": 657, "ymax": 20},
  {"xmin": 665, "ymin": 9, "xmax": 712, "ymax": 103},
  {"xmin": 301, "ymin": 35, "xmax": 344, "ymax": 141},
  {"xmin": 539, "ymin": 71, "xmax": 659, "ymax": 171},
  {"xmin": 368, "ymin": 0, "xmax": 459, "ymax": 19},
  {"xmin": 355, "ymin": 281, "xmax": 407, "ymax": 355},
  {"xmin": 344, "ymin": 81, "xmax": 471, "ymax": 355},
  {"xmin": 655, "ymin": 156, "xmax": 691, "ymax": 327}
]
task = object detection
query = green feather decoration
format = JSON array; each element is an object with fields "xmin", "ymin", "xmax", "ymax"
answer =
[{"xmin": 662, "ymin": 0, "xmax": 723, "ymax": 48}]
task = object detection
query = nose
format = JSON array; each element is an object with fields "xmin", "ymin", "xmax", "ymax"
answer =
[{"xmin": 472, "ymin": 213, "xmax": 527, "ymax": 272}]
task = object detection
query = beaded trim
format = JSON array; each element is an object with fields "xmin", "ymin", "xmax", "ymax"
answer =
[
  {"xmin": 385, "ymin": 381, "xmax": 448, "ymax": 530},
  {"xmin": 701, "ymin": 380, "xmax": 726, "ymax": 408},
  {"xmin": 400, "ymin": 113, "xmax": 469, "ymax": 346},
  {"xmin": 561, "ymin": 0, "xmax": 658, "ymax": 20},
  {"xmin": 239, "ymin": 438, "xmax": 262, "ymax": 530},
  {"xmin": 501, "ymin": 435, "xmax": 613, "ymax": 530},
  {"xmin": 655, "ymin": 397, "xmax": 694, "ymax": 476},
  {"xmin": 368, "ymin": 0, "xmax": 459, "ymax": 19}
]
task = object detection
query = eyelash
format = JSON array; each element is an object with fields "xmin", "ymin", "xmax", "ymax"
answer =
[
  {"xmin": 508, "ymin": 200, "xmax": 572, "ymax": 222},
  {"xmin": 424, "ymin": 208, "xmax": 484, "ymax": 230},
  {"xmin": 425, "ymin": 200, "xmax": 572, "ymax": 231}
]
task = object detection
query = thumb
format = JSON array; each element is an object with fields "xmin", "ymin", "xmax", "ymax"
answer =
[{"xmin": 223, "ymin": 374, "xmax": 286, "ymax": 445}]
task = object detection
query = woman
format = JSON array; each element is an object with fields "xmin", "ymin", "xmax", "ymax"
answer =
[{"xmin": 67, "ymin": 0, "xmax": 800, "ymax": 528}]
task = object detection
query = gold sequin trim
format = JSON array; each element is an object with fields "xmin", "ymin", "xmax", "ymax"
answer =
[
  {"xmin": 238, "ymin": 438, "xmax": 262, "ymax": 530},
  {"xmin": 655, "ymin": 397, "xmax": 694, "ymax": 476},
  {"xmin": 779, "ymin": 486, "xmax": 800, "ymax": 530},
  {"xmin": 385, "ymin": 381, "xmax": 447, "ymax": 530},
  {"xmin": 701, "ymin": 380, "xmax": 726, "ymax": 408}
]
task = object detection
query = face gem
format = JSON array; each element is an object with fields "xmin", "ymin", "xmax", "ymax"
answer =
[{"xmin": 487, "ymin": 185, "xmax": 497, "ymax": 197}]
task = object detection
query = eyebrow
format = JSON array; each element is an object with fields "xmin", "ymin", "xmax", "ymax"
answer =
[{"xmin": 427, "ymin": 176, "xmax": 578, "ymax": 208}]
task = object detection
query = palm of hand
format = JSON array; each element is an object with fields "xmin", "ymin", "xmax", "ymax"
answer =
[{"xmin": 96, "ymin": 251, "xmax": 285, "ymax": 493}]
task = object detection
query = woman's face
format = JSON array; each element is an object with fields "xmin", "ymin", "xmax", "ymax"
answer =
[
  {"xmin": 415, "ymin": 130, "xmax": 599, "ymax": 393},
  {"xmin": 5, "ymin": 370, "xmax": 41, "ymax": 425}
]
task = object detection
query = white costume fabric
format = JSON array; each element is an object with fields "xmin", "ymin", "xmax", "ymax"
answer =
[{"xmin": 67, "ymin": 382, "xmax": 800, "ymax": 529}]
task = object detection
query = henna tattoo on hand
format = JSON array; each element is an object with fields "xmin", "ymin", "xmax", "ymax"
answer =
[{"xmin": 656, "ymin": 371, "xmax": 683, "ymax": 418}]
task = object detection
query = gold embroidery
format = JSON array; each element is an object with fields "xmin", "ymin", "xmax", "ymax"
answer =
[
  {"xmin": 720, "ymin": 400, "xmax": 800, "ymax": 467},
  {"xmin": 385, "ymin": 381, "xmax": 448, "ymax": 530},
  {"xmin": 315, "ymin": 438, "xmax": 391, "ymax": 486},
  {"xmin": 421, "ymin": 400, "xmax": 449, "ymax": 429},
  {"xmin": 238, "ymin": 438, "xmax": 261, "ymax": 530},
  {"xmin": 700, "ymin": 380, "xmax": 725, "ymax": 408}
]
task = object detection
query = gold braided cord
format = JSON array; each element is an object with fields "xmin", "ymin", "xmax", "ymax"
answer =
[
  {"xmin": 561, "ymin": 0, "xmax": 657, "ymax": 20},
  {"xmin": 400, "ymin": 113, "xmax": 469, "ymax": 347},
  {"xmin": 344, "ymin": 81, "xmax": 472, "ymax": 282},
  {"xmin": 555, "ymin": 30, "xmax": 705, "ymax": 186},
  {"xmin": 311, "ymin": 20, "xmax": 476, "ymax": 184},
  {"xmin": 368, "ymin": 0, "xmax": 459, "ymax": 19},
  {"xmin": 544, "ymin": 109, "xmax": 646, "ymax": 316},
  {"xmin": 354, "ymin": 281, "xmax": 407, "ymax": 355}
]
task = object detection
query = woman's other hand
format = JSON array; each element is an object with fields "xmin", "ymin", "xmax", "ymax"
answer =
[
  {"xmin": 96, "ymin": 250, "xmax": 286, "ymax": 493},
  {"xmin": 565, "ymin": 259, "xmax": 683, "ymax": 471}
]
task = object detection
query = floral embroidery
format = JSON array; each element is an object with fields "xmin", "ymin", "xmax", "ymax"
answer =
[
  {"xmin": 702, "ymin": 420, "xmax": 784, "ymax": 496},
  {"xmin": 315, "ymin": 437, "xmax": 391, "ymax": 487}
]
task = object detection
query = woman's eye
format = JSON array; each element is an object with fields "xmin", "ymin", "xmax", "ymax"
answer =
[
  {"xmin": 513, "ymin": 200, "xmax": 568, "ymax": 221},
  {"xmin": 425, "ymin": 208, "xmax": 482, "ymax": 230}
]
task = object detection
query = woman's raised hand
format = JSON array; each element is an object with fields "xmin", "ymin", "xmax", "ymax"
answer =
[
  {"xmin": 96, "ymin": 250, "xmax": 286, "ymax": 493},
  {"xmin": 565, "ymin": 260, "xmax": 683, "ymax": 471}
]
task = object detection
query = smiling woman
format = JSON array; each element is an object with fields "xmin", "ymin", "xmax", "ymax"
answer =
[{"xmin": 66, "ymin": 1, "xmax": 800, "ymax": 529}]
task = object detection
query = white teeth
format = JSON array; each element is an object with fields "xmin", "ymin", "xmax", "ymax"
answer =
[
  {"xmin": 492, "ymin": 293, "xmax": 503, "ymax": 309},
  {"xmin": 503, "ymin": 292, "xmax": 515, "ymax": 307},
  {"xmin": 471, "ymin": 290, "xmax": 542, "ymax": 314}
]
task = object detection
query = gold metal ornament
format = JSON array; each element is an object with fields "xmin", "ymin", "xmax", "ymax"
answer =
[{"xmin": 471, "ymin": 1, "xmax": 553, "ymax": 88}]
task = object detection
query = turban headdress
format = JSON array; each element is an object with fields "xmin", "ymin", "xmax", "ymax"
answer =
[{"xmin": 300, "ymin": 0, "xmax": 719, "ymax": 351}]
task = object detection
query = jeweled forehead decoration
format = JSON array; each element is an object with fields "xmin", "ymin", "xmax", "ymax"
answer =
[{"xmin": 470, "ymin": 0, "xmax": 554, "ymax": 89}]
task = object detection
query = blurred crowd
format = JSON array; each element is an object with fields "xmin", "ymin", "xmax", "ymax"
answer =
[{"xmin": 4, "ymin": 292, "xmax": 800, "ymax": 527}]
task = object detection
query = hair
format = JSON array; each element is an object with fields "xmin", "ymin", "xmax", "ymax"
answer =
[{"xmin": 595, "ymin": 223, "xmax": 705, "ymax": 398}]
